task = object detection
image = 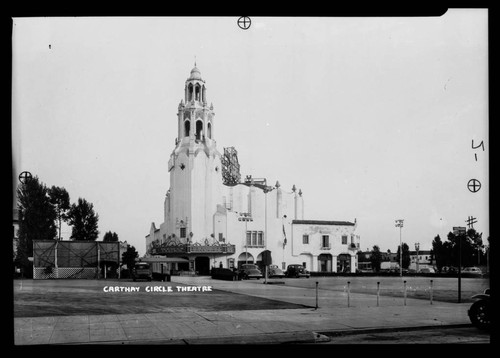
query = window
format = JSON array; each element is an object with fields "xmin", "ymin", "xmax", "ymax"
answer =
[
  {"xmin": 342, "ymin": 235, "xmax": 348, "ymax": 245},
  {"xmin": 303, "ymin": 234, "xmax": 309, "ymax": 244},
  {"xmin": 246, "ymin": 231, "xmax": 265, "ymax": 247},
  {"xmin": 251, "ymin": 232, "xmax": 257, "ymax": 246},
  {"xmin": 218, "ymin": 233, "xmax": 224, "ymax": 241},
  {"xmin": 180, "ymin": 227, "xmax": 186, "ymax": 238},
  {"xmin": 322, "ymin": 235, "xmax": 330, "ymax": 248},
  {"xmin": 257, "ymin": 232, "xmax": 264, "ymax": 246}
]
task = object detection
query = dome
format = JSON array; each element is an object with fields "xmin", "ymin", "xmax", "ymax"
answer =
[{"xmin": 189, "ymin": 66, "xmax": 202, "ymax": 80}]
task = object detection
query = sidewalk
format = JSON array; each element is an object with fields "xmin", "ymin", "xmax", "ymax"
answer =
[{"xmin": 13, "ymin": 276, "xmax": 473, "ymax": 345}]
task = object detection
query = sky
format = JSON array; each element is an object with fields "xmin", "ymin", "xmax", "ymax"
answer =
[{"xmin": 12, "ymin": 11, "xmax": 489, "ymax": 256}]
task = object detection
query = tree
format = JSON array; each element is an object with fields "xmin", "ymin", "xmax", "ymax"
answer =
[
  {"xmin": 103, "ymin": 231, "xmax": 119, "ymax": 242},
  {"xmin": 48, "ymin": 186, "xmax": 70, "ymax": 240},
  {"xmin": 67, "ymin": 197, "xmax": 99, "ymax": 241},
  {"xmin": 121, "ymin": 245, "xmax": 138, "ymax": 271},
  {"xmin": 16, "ymin": 176, "xmax": 57, "ymax": 275},
  {"xmin": 370, "ymin": 245, "xmax": 383, "ymax": 272},
  {"xmin": 443, "ymin": 229, "xmax": 485, "ymax": 268},
  {"xmin": 431, "ymin": 235, "xmax": 446, "ymax": 272},
  {"xmin": 396, "ymin": 243, "xmax": 411, "ymax": 269}
]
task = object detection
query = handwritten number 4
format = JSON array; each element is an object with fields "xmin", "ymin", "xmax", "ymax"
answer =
[{"xmin": 472, "ymin": 140, "xmax": 484, "ymax": 151}]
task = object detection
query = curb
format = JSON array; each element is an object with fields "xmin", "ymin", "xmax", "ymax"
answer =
[
  {"xmin": 72, "ymin": 331, "xmax": 331, "ymax": 345},
  {"xmin": 317, "ymin": 323, "xmax": 474, "ymax": 337},
  {"xmin": 70, "ymin": 325, "xmax": 473, "ymax": 345}
]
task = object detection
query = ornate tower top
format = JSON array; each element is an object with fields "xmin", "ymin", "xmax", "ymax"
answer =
[{"xmin": 176, "ymin": 64, "xmax": 215, "ymax": 144}]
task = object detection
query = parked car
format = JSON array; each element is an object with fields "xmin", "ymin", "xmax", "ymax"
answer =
[
  {"xmin": 462, "ymin": 267, "xmax": 483, "ymax": 277},
  {"xmin": 441, "ymin": 266, "xmax": 458, "ymax": 274},
  {"xmin": 285, "ymin": 264, "xmax": 310, "ymax": 278},
  {"xmin": 132, "ymin": 262, "xmax": 152, "ymax": 282},
  {"xmin": 238, "ymin": 264, "xmax": 263, "ymax": 280},
  {"xmin": 268, "ymin": 265, "xmax": 285, "ymax": 278},
  {"xmin": 418, "ymin": 267, "xmax": 436, "ymax": 274}
]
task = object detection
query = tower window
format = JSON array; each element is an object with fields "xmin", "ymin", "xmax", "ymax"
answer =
[
  {"xmin": 342, "ymin": 235, "xmax": 348, "ymax": 245},
  {"xmin": 195, "ymin": 84, "xmax": 201, "ymax": 101},
  {"xmin": 207, "ymin": 122, "xmax": 212, "ymax": 139},
  {"xmin": 188, "ymin": 84, "xmax": 193, "ymax": 101},
  {"xmin": 184, "ymin": 120, "xmax": 190, "ymax": 137},
  {"xmin": 180, "ymin": 227, "xmax": 186, "ymax": 238},
  {"xmin": 303, "ymin": 234, "xmax": 309, "ymax": 244},
  {"xmin": 196, "ymin": 120, "xmax": 203, "ymax": 140}
]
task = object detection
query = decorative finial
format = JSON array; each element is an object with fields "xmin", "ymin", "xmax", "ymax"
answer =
[
  {"xmin": 275, "ymin": 180, "xmax": 280, "ymax": 188},
  {"xmin": 194, "ymin": 55, "xmax": 197, "ymax": 67},
  {"xmin": 298, "ymin": 189, "xmax": 302, "ymax": 196},
  {"xmin": 292, "ymin": 184, "xmax": 296, "ymax": 192}
]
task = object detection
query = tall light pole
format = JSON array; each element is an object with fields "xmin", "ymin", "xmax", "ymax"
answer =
[
  {"xmin": 395, "ymin": 219, "xmax": 404, "ymax": 277},
  {"xmin": 415, "ymin": 242, "xmax": 420, "ymax": 273}
]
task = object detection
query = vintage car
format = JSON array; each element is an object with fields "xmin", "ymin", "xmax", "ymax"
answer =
[
  {"xmin": 285, "ymin": 264, "xmax": 310, "ymax": 278},
  {"xmin": 268, "ymin": 265, "xmax": 286, "ymax": 278},
  {"xmin": 462, "ymin": 266, "xmax": 483, "ymax": 277},
  {"xmin": 238, "ymin": 264, "xmax": 263, "ymax": 280}
]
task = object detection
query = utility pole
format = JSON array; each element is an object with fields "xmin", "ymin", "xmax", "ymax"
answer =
[{"xmin": 395, "ymin": 219, "xmax": 404, "ymax": 277}]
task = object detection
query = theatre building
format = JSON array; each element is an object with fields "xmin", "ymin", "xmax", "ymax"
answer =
[{"xmin": 145, "ymin": 65, "xmax": 360, "ymax": 275}]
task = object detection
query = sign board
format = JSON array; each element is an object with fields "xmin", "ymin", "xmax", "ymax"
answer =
[
  {"xmin": 261, "ymin": 250, "xmax": 272, "ymax": 265},
  {"xmin": 453, "ymin": 227, "xmax": 466, "ymax": 235}
]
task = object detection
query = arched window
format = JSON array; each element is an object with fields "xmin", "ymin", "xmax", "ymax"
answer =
[
  {"xmin": 188, "ymin": 84, "xmax": 193, "ymax": 101},
  {"xmin": 202, "ymin": 85, "xmax": 206, "ymax": 102},
  {"xmin": 196, "ymin": 120, "xmax": 203, "ymax": 140},
  {"xmin": 184, "ymin": 120, "xmax": 190, "ymax": 137},
  {"xmin": 207, "ymin": 122, "xmax": 212, "ymax": 139},
  {"xmin": 195, "ymin": 84, "xmax": 201, "ymax": 101}
]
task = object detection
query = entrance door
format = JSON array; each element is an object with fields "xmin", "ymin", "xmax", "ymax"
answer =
[
  {"xmin": 195, "ymin": 256, "xmax": 210, "ymax": 276},
  {"xmin": 318, "ymin": 254, "xmax": 332, "ymax": 272},
  {"xmin": 337, "ymin": 254, "xmax": 351, "ymax": 273}
]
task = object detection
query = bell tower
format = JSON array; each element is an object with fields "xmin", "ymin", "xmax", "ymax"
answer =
[{"xmin": 166, "ymin": 64, "xmax": 223, "ymax": 244}]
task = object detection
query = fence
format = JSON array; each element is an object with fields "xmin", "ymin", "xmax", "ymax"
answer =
[{"xmin": 32, "ymin": 240, "xmax": 120, "ymax": 279}]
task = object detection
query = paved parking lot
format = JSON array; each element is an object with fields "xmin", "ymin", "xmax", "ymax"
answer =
[{"xmin": 12, "ymin": 276, "xmax": 487, "ymax": 345}]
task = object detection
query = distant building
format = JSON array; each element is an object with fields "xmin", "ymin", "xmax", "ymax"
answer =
[
  {"xmin": 145, "ymin": 65, "xmax": 361, "ymax": 274},
  {"xmin": 409, "ymin": 250, "xmax": 433, "ymax": 271}
]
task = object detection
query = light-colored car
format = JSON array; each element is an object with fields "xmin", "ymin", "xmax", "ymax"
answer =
[
  {"xmin": 462, "ymin": 267, "xmax": 483, "ymax": 277},
  {"xmin": 418, "ymin": 267, "xmax": 435, "ymax": 274},
  {"xmin": 268, "ymin": 265, "xmax": 285, "ymax": 278}
]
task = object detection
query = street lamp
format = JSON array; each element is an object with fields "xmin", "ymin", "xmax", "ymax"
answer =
[
  {"xmin": 395, "ymin": 219, "xmax": 404, "ymax": 277},
  {"xmin": 415, "ymin": 242, "xmax": 420, "ymax": 273},
  {"xmin": 238, "ymin": 213, "xmax": 253, "ymax": 264}
]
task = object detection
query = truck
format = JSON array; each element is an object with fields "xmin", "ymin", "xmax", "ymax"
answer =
[{"xmin": 131, "ymin": 262, "xmax": 152, "ymax": 281}]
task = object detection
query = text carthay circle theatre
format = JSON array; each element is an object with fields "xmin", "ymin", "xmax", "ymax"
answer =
[{"xmin": 145, "ymin": 65, "xmax": 360, "ymax": 275}]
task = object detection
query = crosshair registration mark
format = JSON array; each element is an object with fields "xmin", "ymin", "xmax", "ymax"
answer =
[
  {"xmin": 19, "ymin": 171, "xmax": 32, "ymax": 184},
  {"xmin": 237, "ymin": 16, "xmax": 251, "ymax": 30},
  {"xmin": 467, "ymin": 179, "xmax": 481, "ymax": 193}
]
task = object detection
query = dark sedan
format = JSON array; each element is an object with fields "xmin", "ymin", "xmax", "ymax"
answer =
[
  {"xmin": 238, "ymin": 264, "xmax": 263, "ymax": 280},
  {"xmin": 285, "ymin": 264, "xmax": 310, "ymax": 278}
]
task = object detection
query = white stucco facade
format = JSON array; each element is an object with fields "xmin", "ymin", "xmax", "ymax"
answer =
[{"xmin": 145, "ymin": 65, "xmax": 360, "ymax": 274}]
